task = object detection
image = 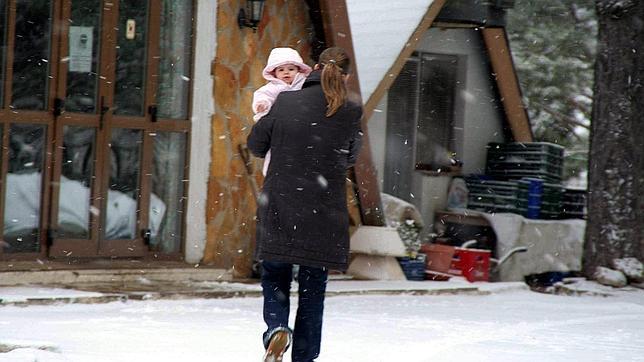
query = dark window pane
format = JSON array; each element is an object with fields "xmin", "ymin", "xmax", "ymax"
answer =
[
  {"xmin": 157, "ymin": 1, "xmax": 192, "ymax": 120},
  {"xmin": 58, "ymin": 126, "xmax": 96, "ymax": 239},
  {"xmin": 0, "ymin": 0, "xmax": 8, "ymax": 107},
  {"xmin": 65, "ymin": 0, "xmax": 102, "ymax": 113},
  {"xmin": 11, "ymin": 0, "xmax": 52, "ymax": 110},
  {"xmin": 151, "ymin": 132, "xmax": 186, "ymax": 252},
  {"xmin": 3, "ymin": 124, "xmax": 46, "ymax": 253},
  {"xmin": 416, "ymin": 53, "xmax": 458, "ymax": 168},
  {"xmin": 113, "ymin": 0, "xmax": 149, "ymax": 116},
  {"xmin": 384, "ymin": 58, "xmax": 419, "ymax": 201},
  {"xmin": 105, "ymin": 128, "xmax": 142, "ymax": 239}
]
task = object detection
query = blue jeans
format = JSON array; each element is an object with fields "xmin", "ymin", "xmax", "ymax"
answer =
[{"xmin": 261, "ymin": 260, "xmax": 328, "ymax": 362}]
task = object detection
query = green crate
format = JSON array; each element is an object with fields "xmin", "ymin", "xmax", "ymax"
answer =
[
  {"xmin": 487, "ymin": 142, "xmax": 564, "ymax": 158},
  {"xmin": 487, "ymin": 151, "xmax": 563, "ymax": 166},
  {"xmin": 470, "ymin": 193, "xmax": 517, "ymax": 208}
]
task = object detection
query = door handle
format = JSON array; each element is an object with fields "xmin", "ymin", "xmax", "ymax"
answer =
[{"xmin": 141, "ymin": 228, "xmax": 152, "ymax": 245}]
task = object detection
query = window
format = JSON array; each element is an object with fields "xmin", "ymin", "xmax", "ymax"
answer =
[
  {"xmin": 385, "ymin": 52, "xmax": 462, "ymax": 185},
  {"xmin": 383, "ymin": 58, "xmax": 419, "ymax": 198},
  {"xmin": 414, "ymin": 53, "xmax": 460, "ymax": 171}
]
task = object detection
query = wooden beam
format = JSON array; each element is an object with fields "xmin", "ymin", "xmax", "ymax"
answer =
[
  {"xmin": 320, "ymin": 0, "xmax": 385, "ymax": 226},
  {"xmin": 431, "ymin": 21, "xmax": 480, "ymax": 29},
  {"xmin": 482, "ymin": 27, "xmax": 533, "ymax": 142},
  {"xmin": 362, "ymin": 0, "xmax": 447, "ymax": 121}
]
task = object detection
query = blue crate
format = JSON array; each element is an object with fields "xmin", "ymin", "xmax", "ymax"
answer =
[{"xmin": 398, "ymin": 257, "xmax": 426, "ymax": 281}]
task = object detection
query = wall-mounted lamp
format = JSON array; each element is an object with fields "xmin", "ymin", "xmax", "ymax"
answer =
[{"xmin": 238, "ymin": 0, "xmax": 266, "ymax": 31}]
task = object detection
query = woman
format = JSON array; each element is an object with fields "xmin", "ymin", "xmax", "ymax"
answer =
[{"xmin": 247, "ymin": 47, "xmax": 363, "ymax": 362}]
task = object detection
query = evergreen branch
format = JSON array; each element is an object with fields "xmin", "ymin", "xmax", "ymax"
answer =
[
  {"xmin": 569, "ymin": 4, "xmax": 597, "ymax": 61},
  {"xmin": 565, "ymin": 97, "xmax": 592, "ymax": 117},
  {"xmin": 532, "ymin": 101, "xmax": 591, "ymax": 136}
]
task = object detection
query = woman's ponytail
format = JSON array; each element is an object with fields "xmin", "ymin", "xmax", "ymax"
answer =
[{"xmin": 319, "ymin": 47, "xmax": 351, "ymax": 117}]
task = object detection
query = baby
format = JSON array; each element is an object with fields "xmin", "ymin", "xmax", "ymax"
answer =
[{"xmin": 252, "ymin": 47, "xmax": 312, "ymax": 176}]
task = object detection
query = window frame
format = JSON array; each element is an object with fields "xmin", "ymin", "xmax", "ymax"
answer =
[{"xmin": 411, "ymin": 51, "xmax": 465, "ymax": 175}]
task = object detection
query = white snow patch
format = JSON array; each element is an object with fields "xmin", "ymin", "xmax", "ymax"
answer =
[
  {"xmin": 0, "ymin": 347, "xmax": 65, "ymax": 361},
  {"xmin": 1, "ymin": 289, "xmax": 643, "ymax": 361},
  {"xmin": 556, "ymin": 278, "xmax": 630, "ymax": 296},
  {"xmin": 612, "ymin": 257, "xmax": 644, "ymax": 282},
  {"xmin": 594, "ymin": 266, "xmax": 627, "ymax": 288},
  {"xmin": 0, "ymin": 287, "xmax": 105, "ymax": 303},
  {"xmin": 0, "ymin": 339, "xmax": 60, "ymax": 352}
]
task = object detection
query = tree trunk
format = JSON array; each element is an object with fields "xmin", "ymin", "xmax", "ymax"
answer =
[{"xmin": 583, "ymin": 0, "xmax": 644, "ymax": 275}]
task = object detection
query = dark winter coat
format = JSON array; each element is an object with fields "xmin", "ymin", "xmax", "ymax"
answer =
[{"xmin": 247, "ymin": 70, "xmax": 363, "ymax": 271}]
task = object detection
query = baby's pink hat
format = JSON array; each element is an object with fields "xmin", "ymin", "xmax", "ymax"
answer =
[{"xmin": 262, "ymin": 47, "xmax": 313, "ymax": 80}]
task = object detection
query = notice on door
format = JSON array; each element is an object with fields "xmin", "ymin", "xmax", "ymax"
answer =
[{"xmin": 69, "ymin": 26, "xmax": 93, "ymax": 73}]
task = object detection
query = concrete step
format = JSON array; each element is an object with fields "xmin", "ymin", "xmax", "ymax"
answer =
[
  {"xmin": 0, "ymin": 267, "xmax": 232, "ymax": 287},
  {"xmin": 0, "ymin": 279, "xmax": 530, "ymax": 307}
]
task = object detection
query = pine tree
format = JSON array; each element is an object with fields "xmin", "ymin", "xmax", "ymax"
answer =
[
  {"xmin": 583, "ymin": 0, "xmax": 644, "ymax": 274},
  {"xmin": 507, "ymin": 0, "xmax": 596, "ymax": 182}
]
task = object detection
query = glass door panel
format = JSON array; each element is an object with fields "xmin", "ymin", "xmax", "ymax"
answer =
[
  {"xmin": 113, "ymin": 0, "xmax": 149, "ymax": 116},
  {"xmin": 11, "ymin": 0, "xmax": 53, "ymax": 110},
  {"xmin": 1, "ymin": 0, "xmax": 192, "ymax": 259},
  {"xmin": 157, "ymin": 0, "xmax": 192, "ymax": 120},
  {"xmin": 47, "ymin": 0, "xmax": 104, "ymax": 257},
  {"xmin": 105, "ymin": 128, "xmax": 142, "ymax": 240},
  {"xmin": 57, "ymin": 126, "xmax": 96, "ymax": 239},
  {"xmin": 150, "ymin": 131, "xmax": 186, "ymax": 252},
  {"xmin": 3, "ymin": 124, "xmax": 46, "ymax": 253},
  {"xmin": 99, "ymin": 0, "xmax": 151, "ymax": 256},
  {"xmin": 65, "ymin": 0, "xmax": 102, "ymax": 113}
]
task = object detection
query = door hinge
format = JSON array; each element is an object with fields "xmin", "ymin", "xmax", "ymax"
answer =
[{"xmin": 148, "ymin": 105, "xmax": 158, "ymax": 122}]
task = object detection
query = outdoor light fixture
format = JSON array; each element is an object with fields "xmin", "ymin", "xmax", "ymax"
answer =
[{"xmin": 238, "ymin": 0, "xmax": 266, "ymax": 31}]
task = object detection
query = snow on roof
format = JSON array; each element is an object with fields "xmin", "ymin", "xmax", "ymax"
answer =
[{"xmin": 346, "ymin": 0, "xmax": 436, "ymax": 103}]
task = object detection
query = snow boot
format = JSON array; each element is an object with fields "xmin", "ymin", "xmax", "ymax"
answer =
[{"xmin": 263, "ymin": 328, "xmax": 291, "ymax": 362}]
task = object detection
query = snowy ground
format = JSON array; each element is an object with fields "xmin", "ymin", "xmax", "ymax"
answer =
[{"xmin": 1, "ymin": 288, "xmax": 643, "ymax": 362}]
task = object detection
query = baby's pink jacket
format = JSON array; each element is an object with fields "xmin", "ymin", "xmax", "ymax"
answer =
[
  {"xmin": 252, "ymin": 73, "xmax": 307, "ymax": 122},
  {"xmin": 252, "ymin": 48, "xmax": 312, "ymax": 175},
  {"xmin": 252, "ymin": 47, "xmax": 313, "ymax": 122}
]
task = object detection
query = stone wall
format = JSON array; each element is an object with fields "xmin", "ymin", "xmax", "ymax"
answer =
[{"xmin": 202, "ymin": 0, "xmax": 314, "ymax": 275}]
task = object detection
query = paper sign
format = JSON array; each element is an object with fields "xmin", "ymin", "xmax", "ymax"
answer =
[
  {"xmin": 69, "ymin": 26, "xmax": 93, "ymax": 73},
  {"xmin": 126, "ymin": 19, "xmax": 136, "ymax": 40}
]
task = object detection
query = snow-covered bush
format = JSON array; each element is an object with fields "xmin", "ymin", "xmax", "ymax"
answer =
[{"xmin": 396, "ymin": 218, "xmax": 421, "ymax": 258}]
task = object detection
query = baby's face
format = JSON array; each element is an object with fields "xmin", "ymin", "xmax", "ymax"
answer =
[{"xmin": 274, "ymin": 64, "xmax": 300, "ymax": 84}]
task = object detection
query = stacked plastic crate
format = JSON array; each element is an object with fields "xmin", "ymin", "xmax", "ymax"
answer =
[
  {"xmin": 464, "ymin": 143, "xmax": 589, "ymax": 219},
  {"xmin": 462, "ymin": 143, "xmax": 568, "ymax": 219},
  {"xmin": 464, "ymin": 175, "xmax": 518, "ymax": 214},
  {"xmin": 485, "ymin": 142, "xmax": 564, "ymax": 183},
  {"xmin": 561, "ymin": 188, "xmax": 587, "ymax": 219},
  {"xmin": 485, "ymin": 143, "xmax": 565, "ymax": 219},
  {"xmin": 515, "ymin": 178, "xmax": 565, "ymax": 219}
]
